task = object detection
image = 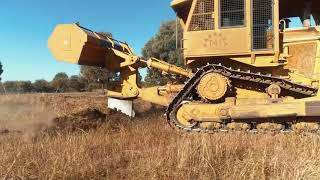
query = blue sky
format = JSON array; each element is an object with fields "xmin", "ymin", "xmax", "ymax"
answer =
[
  {"xmin": 0, "ymin": 0, "xmax": 175, "ymax": 81},
  {"xmin": 0, "ymin": 1, "xmax": 316, "ymax": 82}
]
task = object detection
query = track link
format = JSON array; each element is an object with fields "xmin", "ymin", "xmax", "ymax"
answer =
[{"xmin": 166, "ymin": 64, "xmax": 319, "ymax": 134}]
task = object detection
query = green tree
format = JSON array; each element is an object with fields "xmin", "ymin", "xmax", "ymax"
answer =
[
  {"xmin": 0, "ymin": 61, "xmax": 3, "ymax": 81},
  {"xmin": 68, "ymin": 75, "xmax": 85, "ymax": 92},
  {"xmin": 51, "ymin": 72, "xmax": 69, "ymax": 92},
  {"xmin": 19, "ymin": 81, "xmax": 33, "ymax": 93},
  {"xmin": 33, "ymin": 79, "xmax": 53, "ymax": 93},
  {"xmin": 80, "ymin": 66, "xmax": 112, "ymax": 90},
  {"xmin": 3, "ymin": 81, "xmax": 34, "ymax": 93},
  {"xmin": 142, "ymin": 20, "xmax": 184, "ymax": 86},
  {"xmin": 3, "ymin": 81, "xmax": 18, "ymax": 93}
]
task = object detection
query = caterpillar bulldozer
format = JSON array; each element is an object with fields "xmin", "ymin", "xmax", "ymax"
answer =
[{"xmin": 48, "ymin": 0, "xmax": 320, "ymax": 133}]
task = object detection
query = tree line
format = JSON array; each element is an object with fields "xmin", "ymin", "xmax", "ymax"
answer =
[
  {"xmin": 143, "ymin": 20, "xmax": 184, "ymax": 86},
  {"xmin": 0, "ymin": 20, "xmax": 183, "ymax": 94},
  {"xmin": 0, "ymin": 66, "xmax": 118, "ymax": 94}
]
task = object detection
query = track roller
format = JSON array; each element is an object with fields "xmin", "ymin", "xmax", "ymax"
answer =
[
  {"xmin": 227, "ymin": 123, "xmax": 251, "ymax": 131},
  {"xmin": 199, "ymin": 122, "xmax": 223, "ymax": 130},
  {"xmin": 292, "ymin": 122, "xmax": 320, "ymax": 133},
  {"xmin": 256, "ymin": 123, "xmax": 285, "ymax": 132}
]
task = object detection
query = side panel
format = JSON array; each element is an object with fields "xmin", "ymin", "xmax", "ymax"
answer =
[
  {"xmin": 283, "ymin": 28, "xmax": 320, "ymax": 86},
  {"xmin": 184, "ymin": 0, "xmax": 251, "ymax": 57},
  {"xmin": 184, "ymin": 28, "xmax": 250, "ymax": 56},
  {"xmin": 317, "ymin": 41, "xmax": 320, "ymax": 95},
  {"xmin": 286, "ymin": 42, "xmax": 317, "ymax": 78}
]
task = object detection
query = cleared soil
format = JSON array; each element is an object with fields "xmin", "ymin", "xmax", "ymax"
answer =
[{"xmin": 0, "ymin": 93, "xmax": 320, "ymax": 179}]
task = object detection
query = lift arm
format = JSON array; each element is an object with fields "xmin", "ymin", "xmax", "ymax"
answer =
[{"xmin": 48, "ymin": 24, "xmax": 192, "ymax": 105}]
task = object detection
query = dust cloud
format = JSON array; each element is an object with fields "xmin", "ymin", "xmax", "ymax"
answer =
[{"xmin": 0, "ymin": 96, "xmax": 55, "ymax": 138}]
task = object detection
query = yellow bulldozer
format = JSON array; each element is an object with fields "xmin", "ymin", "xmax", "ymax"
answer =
[{"xmin": 48, "ymin": 0, "xmax": 320, "ymax": 133}]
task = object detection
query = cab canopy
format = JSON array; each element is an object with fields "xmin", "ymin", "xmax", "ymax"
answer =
[
  {"xmin": 280, "ymin": 0, "xmax": 320, "ymax": 24},
  {"xmin": 171, "ymin": 0, "xmax": 192, "ymax": 26},
  {"xmin": 171, "ymin": 0, "xmax": 320, "ymax": 26}
]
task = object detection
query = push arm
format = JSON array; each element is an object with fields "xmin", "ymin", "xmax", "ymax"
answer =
[{"xmin": 48, "ymin": 24, "xmax": 192, "ymax": 105}]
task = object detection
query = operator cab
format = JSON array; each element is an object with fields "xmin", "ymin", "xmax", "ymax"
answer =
[{"xmin": 171, "ymin": 0, "xmax": 320, "ymax": 69}]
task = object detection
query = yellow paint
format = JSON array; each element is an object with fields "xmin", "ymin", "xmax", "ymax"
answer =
[
  {"xmin": 146, "ymin": 58, "xmax": 193, "ymax": 78},
  {"xmin": 197, "ymin": 73, "xmax": 228, "ymax": 101},
  {"xmin": 48, "ymin": 0, "xmax": 320, "ymax": 123},
  {"xmin": 316, "ymin": 41, "xmax": 320, "ymax": 96}
]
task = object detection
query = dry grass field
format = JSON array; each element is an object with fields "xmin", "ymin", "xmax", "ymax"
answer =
[{"xmin": 1, "ymin": 93, "xmax": 320, "ymax": 179}]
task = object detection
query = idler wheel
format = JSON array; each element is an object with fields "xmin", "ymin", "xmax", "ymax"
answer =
[{"xmin": 175, "ymin": 103, "xmax": 197, "ymax": 128}]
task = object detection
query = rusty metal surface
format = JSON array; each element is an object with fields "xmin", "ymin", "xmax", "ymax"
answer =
[
  {"xmin": 286, "ymin": 43, "xmax": 317, "ymax": 78},
  {"xmin": 305, "ymin": 101, "xmax": 320, "ymax": 116}
]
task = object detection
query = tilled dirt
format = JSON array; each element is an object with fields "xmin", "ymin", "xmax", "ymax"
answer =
[
  {"xmin": 47, "ymin": 108, "xmax": 131, "ymax": 135},
  {"xmin": 0, "ymin": 94, "xmax": 162, "ymax": 137},
  {"xmin": 0, "ymin": 108, "xmax": 131, "ymax": 138}
]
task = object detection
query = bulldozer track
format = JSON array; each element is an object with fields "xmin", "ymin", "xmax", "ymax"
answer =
[{"xmin": 166, "ymin": 64, "xmax": 319, "ymax": 134}]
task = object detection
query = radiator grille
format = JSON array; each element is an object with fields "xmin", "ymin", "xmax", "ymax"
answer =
[
  {"xmin": 188, "ymin": 0, "xmax": 214, "ymax": 31},
  {"xmin": 220, "ymin": 0, "xmax": 245, "ymax": 27},
  {"xmin": 252, "ymin": 0, "xmax": 273, "ymax": 50}
]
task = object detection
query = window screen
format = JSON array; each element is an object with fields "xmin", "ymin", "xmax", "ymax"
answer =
[
  {"xmin": 220, "ymin": 0, "xmax": 245, "ymax": 27},
  {"xmin": 252, "ymin": 0, "xmax": 273, "ymax": 50},
  {"xmin": 188, "ymin": 0, "xmax": 215, "ymax": 31}
]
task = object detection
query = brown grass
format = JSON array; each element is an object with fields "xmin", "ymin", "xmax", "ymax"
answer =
[{"xmin": 1, "ymin": 94, "xmax": 320, "ymax": 179}]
